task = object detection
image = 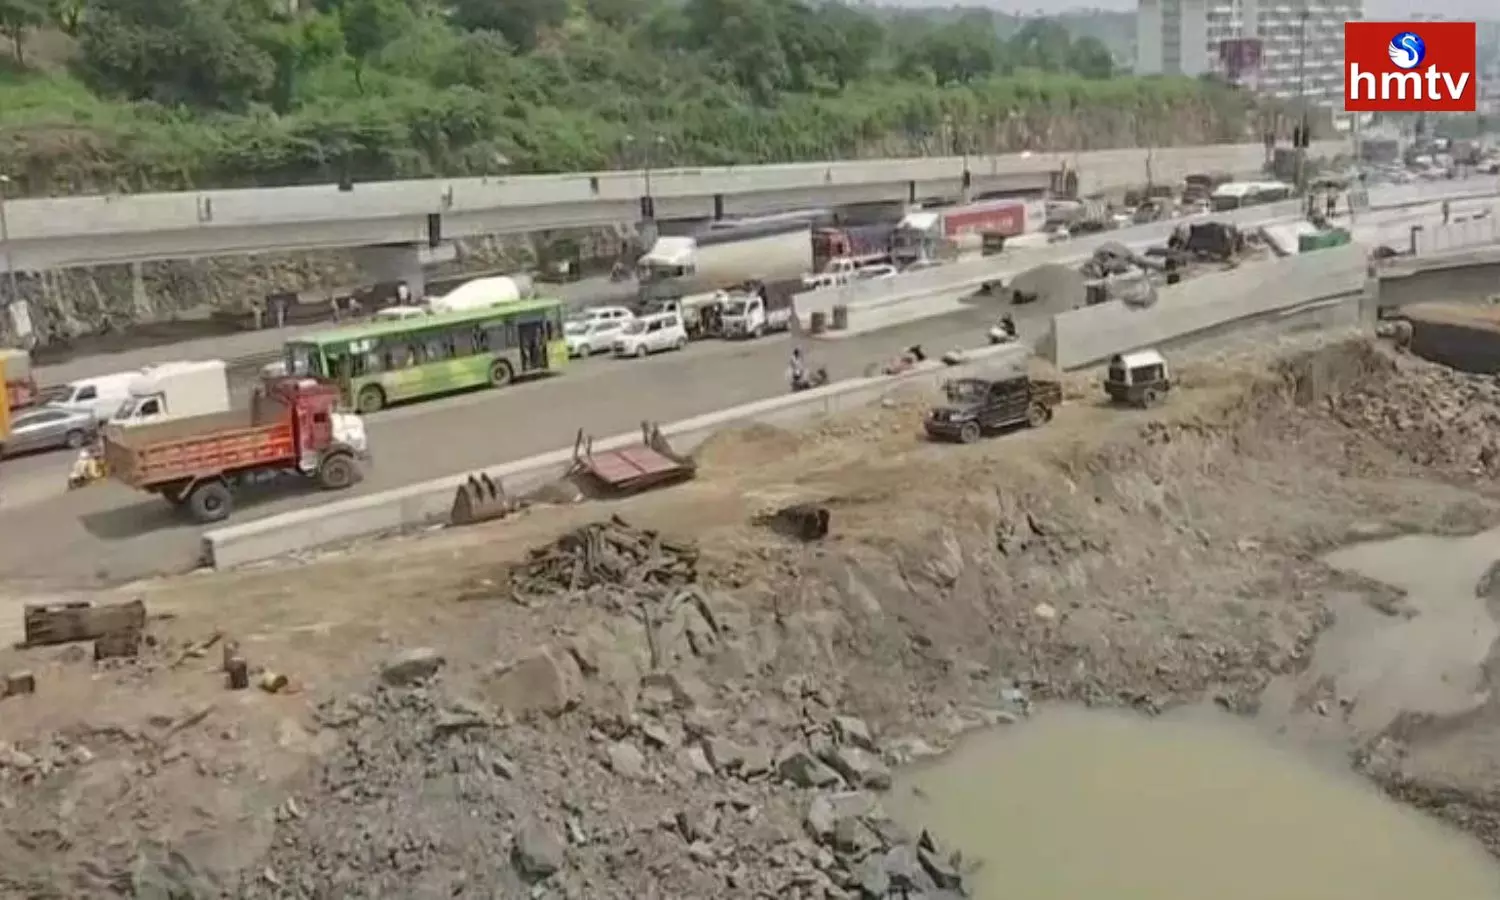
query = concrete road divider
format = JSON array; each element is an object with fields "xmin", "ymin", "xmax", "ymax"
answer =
[
  {"xmin": 201, "ymin": 343, "xmax": 1033, "ymax": 568},
  {"xmin": 1041, "ymin": 245, "xmax": 1370, "ymax": 370}
]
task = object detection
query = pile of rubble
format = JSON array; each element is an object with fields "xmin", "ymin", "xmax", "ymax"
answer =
[
  {"xmin": 503, "ymin": 517, "xmax": 699, "ymax": 605},
  {"xmin": 242, "ymin": 644, "xmax": 975, "ymax": 898},
  {"xmin": 1324, "ymin": 358, "xmax": 1500, "ymax": 474}
]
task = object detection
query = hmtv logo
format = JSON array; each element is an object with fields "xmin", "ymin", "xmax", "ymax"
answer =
[{"xmin": 1345, "ymin": 21, "xmax": 1477, "ymax": 112}]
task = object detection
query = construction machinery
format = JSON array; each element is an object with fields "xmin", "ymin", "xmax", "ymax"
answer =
[{"xmin": 570, "ymin": 422, "xmax": 696, "ymax": 496}]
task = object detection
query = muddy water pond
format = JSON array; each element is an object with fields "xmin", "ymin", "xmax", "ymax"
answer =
[{"xmin": 888, "ymin": 707, "xmax": 1500, "ymax": 899}]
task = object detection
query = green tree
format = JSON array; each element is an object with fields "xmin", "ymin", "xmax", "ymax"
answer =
[
  {"xmin": 1068, "ymin": 36, "xmax": 1114, "ymax": 79},
  {"xmin": 898, "ymin": 15, "xmax": 999, "ymax": 85},
  {"xmin": 46, "ymin": 0, "xmax": 82, "ymax": 35},
  {"xmin": 450, "ymin": 0, "xmax": 567, "ymax": 51},
  {"xmin": 0, "ymin": 0, "xmax": 46, "ymax": 64},
  {"xmin": 256, "ymin": 11, "xmax": 344, "ymax": 112},
  {"xmin": 76, "ymin": 0, "xmax": 274, "ymax": 109},
  {"xmin": 339, "ymin": 0, "xmax": 409, "ymax": 91}
]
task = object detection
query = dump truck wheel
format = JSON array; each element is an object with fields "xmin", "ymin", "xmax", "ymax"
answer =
[
  {"xmin": 1026, "ymin": 403, "xmax": 1051, "ymax": 427},
  {"xmin": 958, "ymin": 421, "xmax": 982, "ymax": 444},
  {"xmin": 187, "ymin": 481, "xmax": 233, "ymax": 524},
  {"xmin": 1141, "ymin": 388, "xmax": 1161, "ymax": 408},
  {"xmin": 356, "ymin": 385, "xmax": 386, "ymax": 414},
  {"xmin": 488, "ymin": 359, "xmax": 514, "ymax": 387},
  {"xmin": 317, "ymin": 453, "xmax": 357, "ymax": 490}
]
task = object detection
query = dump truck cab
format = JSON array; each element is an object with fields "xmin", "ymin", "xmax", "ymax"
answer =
[{"xmin": 252, "ymin": 377, "xmax": 368, "ymax": 466}]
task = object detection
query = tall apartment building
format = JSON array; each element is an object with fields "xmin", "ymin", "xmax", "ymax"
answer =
[{"xmin": 1136, "ymin": 0, "xmax": 1363, "ymax": 108}]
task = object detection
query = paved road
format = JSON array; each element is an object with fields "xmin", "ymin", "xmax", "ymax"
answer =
[{"xmin": 0, "ymin": 303, "xmax": 1029, "ymax": 588}]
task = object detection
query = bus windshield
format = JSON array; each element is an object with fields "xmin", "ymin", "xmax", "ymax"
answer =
[{"xmin": 284, "ymin": 343, "xmax": 323, "ymax": 377}]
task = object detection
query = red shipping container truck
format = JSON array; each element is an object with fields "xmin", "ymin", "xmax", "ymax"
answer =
[{"xmin": 939, "ymin": 200, "xmax": 1027, "ymax": 239}]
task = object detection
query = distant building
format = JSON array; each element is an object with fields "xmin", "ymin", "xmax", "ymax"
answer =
[{"xmin": 1136, "ymin": 0, "xmax": 1362, "ymax": 109}]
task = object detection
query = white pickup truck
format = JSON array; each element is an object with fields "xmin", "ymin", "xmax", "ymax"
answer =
[{"xmin": 720, "ymin": 286, "xmax": 794, "ymax": 339}]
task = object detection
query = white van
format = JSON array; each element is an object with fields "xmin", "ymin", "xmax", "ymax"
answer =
[
  {"xmin": 54, "ymin": 372, "xmax": 138, "ymax": 422},
  {"xmin": 113, "ymin": 360, "xmax": 231, "ymax": 425},
  {"xmin": 575, "ymin": 305, "xmax": 635, "ymax": 326},
  {"xmin": 613, "ymin": 312, "xmax": 688, "ymax": 358}
]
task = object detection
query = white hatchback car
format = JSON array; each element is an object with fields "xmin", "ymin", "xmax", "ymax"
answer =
[
  {"xmin": 565, "ymin": 318, "xmax": 627, "ymax": 357},
  {"xmin": 613, "ymin": 312, "xmax": 688, "ymax": 358}
]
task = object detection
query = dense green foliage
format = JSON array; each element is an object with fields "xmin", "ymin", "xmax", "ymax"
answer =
[{"xmin": 0, "ymin": 0, "xmax": 1261, "ymax": 194}]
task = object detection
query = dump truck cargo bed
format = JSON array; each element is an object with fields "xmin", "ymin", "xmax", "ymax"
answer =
[{"xmin": 103, "ymin": 409, "xmax": 295, "ymax": 490}]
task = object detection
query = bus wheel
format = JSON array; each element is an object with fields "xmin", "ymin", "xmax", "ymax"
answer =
[
  {"xmin": 356, "ymin": 385, "xmax": 386, "ymax": 414},
  {"xmin": 489, "ymin": 359, "xmax": 514, "ymax": 387}
]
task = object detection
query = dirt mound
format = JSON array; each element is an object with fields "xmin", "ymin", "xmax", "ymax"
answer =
[{"xmin": 693, "ymin": 422, "xmax": 804, "ymax": 470}]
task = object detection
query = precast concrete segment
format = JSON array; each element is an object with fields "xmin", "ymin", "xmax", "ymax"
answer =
[
  {"xmin": 1378, "ymin": 252, "xmax": 1500, "ymax": 311},
  {"xmin": 0, "ymin": 142, "xmax": 1349, "ymax": 272},
  {"xmin": 1043, "ymin": 245, "xmax": 1370, "ymax": 370},
  {"xmin": 202, "ymin": 343, "xmax": 1034, "ymax": 568}
]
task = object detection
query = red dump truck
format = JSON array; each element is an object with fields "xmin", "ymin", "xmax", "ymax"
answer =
[{"xmin": 102, "ymin": 377, "xmax": 369, "ymax": 524}]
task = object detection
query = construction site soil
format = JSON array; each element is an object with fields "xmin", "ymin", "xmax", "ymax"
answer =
[{"xmin": 6, "ymin": 334, "xmax": 1500, "ymax": 897}]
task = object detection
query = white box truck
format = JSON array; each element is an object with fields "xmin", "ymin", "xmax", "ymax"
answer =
[{"xmin": 112, "ymin": 360, "xmax": 232, "ymax": 426}]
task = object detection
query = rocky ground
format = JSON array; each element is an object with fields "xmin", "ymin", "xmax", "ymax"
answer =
[{"xmin": 4, "ymin": 335, "xmax": 1500, "ymax": 898}]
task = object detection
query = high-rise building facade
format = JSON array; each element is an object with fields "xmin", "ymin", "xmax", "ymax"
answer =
[{"xmin": 1136, "ymin": 0, "xmax": 1363, "ymax": 108}]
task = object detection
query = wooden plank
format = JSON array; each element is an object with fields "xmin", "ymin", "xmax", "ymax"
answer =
[{"xmin": 22, "ymin": 599, "xmax": 147, "ymax": 648}]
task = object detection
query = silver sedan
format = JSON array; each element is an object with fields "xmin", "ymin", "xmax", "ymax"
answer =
[{"xmin": 0, "ymin": 405, "xmax": 99, "ymax": 457}]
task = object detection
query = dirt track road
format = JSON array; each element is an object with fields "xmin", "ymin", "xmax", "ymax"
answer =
[{"xmin": 0, "ymin": 302, "xmax": 1022, "ymax": 588}]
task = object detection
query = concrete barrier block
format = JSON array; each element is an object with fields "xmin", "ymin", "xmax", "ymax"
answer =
[{"xmin": 1047, "ymin": 246, "xmax": 1368, "ymax": 370}]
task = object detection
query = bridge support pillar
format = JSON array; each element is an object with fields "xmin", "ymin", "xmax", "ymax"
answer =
[{"xmin": 350, "ymin": 243, "xmax": 456, "ymax": 301}]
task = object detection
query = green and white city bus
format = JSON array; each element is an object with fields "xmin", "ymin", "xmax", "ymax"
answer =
[{"xmin": 283, "ymin": 299, "xmax": 568, "ymax": 413}]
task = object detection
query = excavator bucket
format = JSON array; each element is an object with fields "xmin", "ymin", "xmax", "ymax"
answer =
[{"xmin": 449, "ymin": 472, "xmax": 514, "ymax": 527}]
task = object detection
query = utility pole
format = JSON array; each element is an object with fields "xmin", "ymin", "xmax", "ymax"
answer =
[
  {"xmin": 0, "ymin": 174, "xmax": 17, "ymax": 312},
  {"xmin": 1294, "ymin": 7, "xmax": 1310, "ymax": 198}
]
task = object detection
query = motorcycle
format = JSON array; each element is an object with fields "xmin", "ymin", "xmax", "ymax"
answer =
[
  {"xmin": 790, "ymin": 366, "xmax": 829, "ymax": 392},
  {"xmin": 988, "ymin": 318, "xmax": 1019, "ymax": 345}
]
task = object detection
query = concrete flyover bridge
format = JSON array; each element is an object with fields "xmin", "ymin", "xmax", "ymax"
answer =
[{"xmin": 0, "ymin": 140, "xmax": 1351, "ymax": 274}]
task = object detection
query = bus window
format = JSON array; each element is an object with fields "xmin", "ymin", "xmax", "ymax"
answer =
[
  {"xmin": 473, "ymin": 326, "xmax": 490, "ymax": 352},
  {"xmin": 486, "ymin": 326, "xmax": 508, "ymax": 350},
  {"xmin": 425, "ymin": 337, "xmax": 448, "ymax": 361},
  {"xmin": 451, "ymin": 329, "xmax": 475, "ymax": 357}
]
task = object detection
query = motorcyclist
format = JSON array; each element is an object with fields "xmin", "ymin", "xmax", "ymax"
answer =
[
  {"xmin": 1001, "ymin": 314, "xmax": 1017, "ymax": 339},
  {"xmin": 788, "ymin": 347, "xmax": 807, "ymax": 389}
]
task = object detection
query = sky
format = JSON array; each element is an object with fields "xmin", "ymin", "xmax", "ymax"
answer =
[{"xmin": 869, "ymin": 0, "xmax": 1497, "ymax": 20}]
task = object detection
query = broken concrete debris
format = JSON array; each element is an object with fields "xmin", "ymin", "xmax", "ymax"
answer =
[
  {"xmin": 378, "ymin": 647, "xmax": 445, "ymax": 686},
  {"xmin": 503, "ymin": 516, "xmax": 698, "ymax": 603},
  {"xmin": 485, "ymin": 645, "xmax": 581, "ymax": 718}
]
